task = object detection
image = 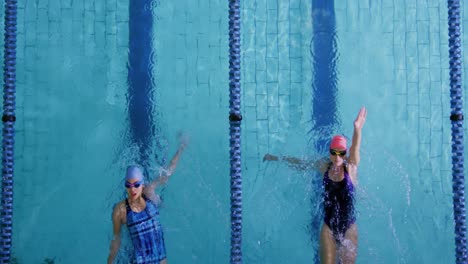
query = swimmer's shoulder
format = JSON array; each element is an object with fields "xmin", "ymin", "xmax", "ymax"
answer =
[
  {"xmin": 317, "ymin": 157, "xmax": 331, "ymax": 174},
  {"xmin": 340, "ymin": 160, "xmax": 358, "ymax": 185},
  {"xmin": 113, "ymin": 200, "xmax": 127, "ymax": 223},
  {"xmin": 115, "ymin": 200, "xmax": 126, "ymax": 209}
]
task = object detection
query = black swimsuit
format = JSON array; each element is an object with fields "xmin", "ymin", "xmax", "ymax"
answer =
[{"xmin": 323, "ymin": 164, "xmax": 356, "ymax": 240}]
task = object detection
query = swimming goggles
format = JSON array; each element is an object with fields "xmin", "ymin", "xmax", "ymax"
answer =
[
  {"xmin": 125, "ymin": 180, "xmax": 143, "ymax": 189},
  {"xmin": 329, "ymin": 149, "xmax": 346, "ymax": 157}
]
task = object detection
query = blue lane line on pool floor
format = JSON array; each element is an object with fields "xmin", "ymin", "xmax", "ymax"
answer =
[
  {"xmin": 128, "ymin": 0, "xmax": 156, "ymax": 166},
  {"xmin": 311, "ymin": 0, "xmax": 340, "ymax": 148},
  {"xmin": 310, "ymin": 1, "xmax": 340, "ymax": 263}
]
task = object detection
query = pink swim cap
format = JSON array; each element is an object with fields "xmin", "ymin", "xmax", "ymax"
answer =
[{"xmin": 330, "ymin": 135, "xmax": 347, "ymax": 150}]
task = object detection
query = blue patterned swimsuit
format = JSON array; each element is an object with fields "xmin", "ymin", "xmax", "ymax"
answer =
[{"xmin": 126, "ymin": 196, "xmax": 166, "ymax": 264}]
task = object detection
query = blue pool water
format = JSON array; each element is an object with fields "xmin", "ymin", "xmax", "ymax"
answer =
[{"xmin": 5, "ymin": 0, "xmax": 468, "ymax": 263}]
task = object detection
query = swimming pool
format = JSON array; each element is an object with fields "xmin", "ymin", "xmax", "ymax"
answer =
[{"xmin": 6, "ymin": 0, "xmax": 468, "ymax": 263}]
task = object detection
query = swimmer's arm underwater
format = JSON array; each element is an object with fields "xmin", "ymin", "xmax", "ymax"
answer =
[
  {"xmin": 263, "ymin": 153, "xmax": 329, "ymax": 172},
  {"xmin": 107, "ymin": 203, "xmax": 124, "ymax": 264}
]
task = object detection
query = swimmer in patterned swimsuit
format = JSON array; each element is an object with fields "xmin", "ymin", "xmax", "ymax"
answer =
[
  {"xmin": 263, "ymin": 107, "xmax": 366, "ymax": 264},
  {"xmin": 107, "ymin": 135, "xmax": 188, "ymax": 264}
]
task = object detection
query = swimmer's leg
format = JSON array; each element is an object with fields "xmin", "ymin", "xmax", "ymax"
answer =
[
  {"xmin": 320, "ymin": 223, "xmax": 337, "ymax": 264},
  {"xmin": 337, "ymin": 223, "xmax": 358, "ymax": 264},
  {"xmin": 160, "ymin": 259, "xmax": 167, "ymax": 264}
]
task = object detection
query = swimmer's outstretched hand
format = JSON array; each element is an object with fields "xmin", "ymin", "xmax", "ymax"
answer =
[
  {"xmin": 177, "ymin": 131, "xmax": 190, "ymax": 150},
  {"xmin": 263, "ymin": 154, "xmax": 279, "ymax": 162},
  {"xmin": 354, "ymin": 107, "xmax": 367, "ymax": 131}
]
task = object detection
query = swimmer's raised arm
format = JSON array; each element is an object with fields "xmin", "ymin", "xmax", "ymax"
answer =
[
  {"xmin": 348, "ymin": 107, "xmax": 366, "ymax": 167},
  {"xmin": 146, "ymin": 133, "xmax": 189, "ymax": 191}
]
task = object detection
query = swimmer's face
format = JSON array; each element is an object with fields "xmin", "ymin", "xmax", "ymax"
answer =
[
  {"xmin": 125, "ymin": 179, "xmax": 144, "ymax": 200},
  {"xmin": 329, "ymin": 148, "xmax": 346, "ymax": 165}
]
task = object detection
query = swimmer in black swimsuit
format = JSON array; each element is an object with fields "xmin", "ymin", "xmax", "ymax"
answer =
[{"xmin": 264, "ymin": 107, "xmax": 366, "ymax": 264}]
